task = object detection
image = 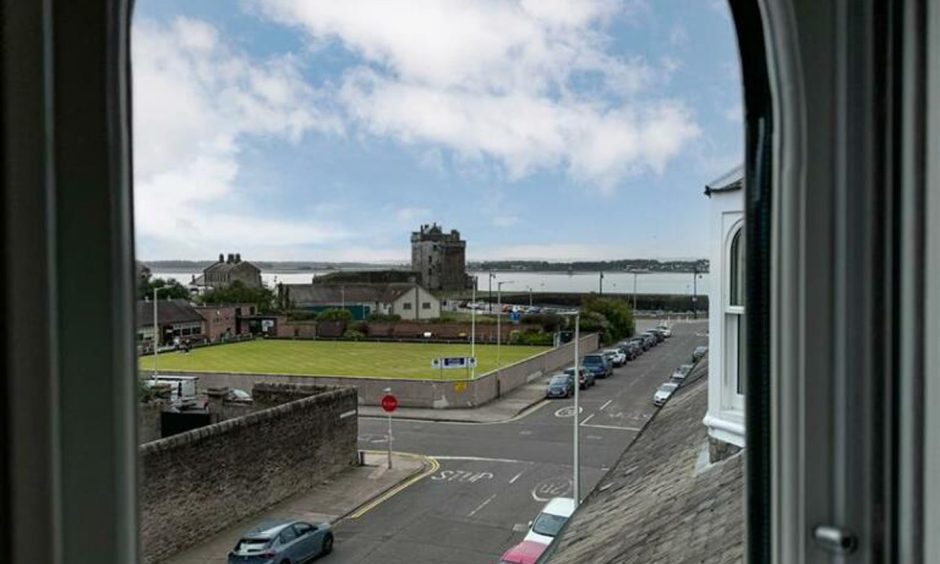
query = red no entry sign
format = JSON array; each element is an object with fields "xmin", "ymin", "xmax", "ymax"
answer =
[{"xmin": 381, "ymin": 394, "xmax": 398, "ymax": 413}]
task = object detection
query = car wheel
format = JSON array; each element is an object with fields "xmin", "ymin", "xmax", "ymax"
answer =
[{"xmin": 322, "ymin": 533, "xmax": 334, "ymax": 555}]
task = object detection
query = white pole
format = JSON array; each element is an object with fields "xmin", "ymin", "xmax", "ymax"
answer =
[
  {"xmin": 384, "ymin": 387, "xmax": 393, "ymax": 469},
  {"xmin": 471, "ymin": 277, "xmax": 476, "ymax": 379},
  {"xmin": 497, "ymin": 283, "xmax": 502, "ymax": 371},
  {"xmin": 152, "ymin": 287, "xmax": 159, "ymax": 381},
  {"xmin": 573, "ymin": 312, "xmax": 580, "ymax": 504}
]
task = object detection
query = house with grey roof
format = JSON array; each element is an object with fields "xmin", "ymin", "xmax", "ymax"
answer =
[
  {"xmin": 278, "ymin": 282, "xmax": 441, "ymax": 321},
  {"xmin": 136, "ymin": 298, "xmax": 206, "ymax": 348},
  {"xmin": 197, "ymin": 253, "xmax": 262, "ymax": 290}
]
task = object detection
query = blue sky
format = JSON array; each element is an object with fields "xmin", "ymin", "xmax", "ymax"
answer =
[{"xmin": 132, "ymin": 0, "xmax": 741, "ymax": 262}]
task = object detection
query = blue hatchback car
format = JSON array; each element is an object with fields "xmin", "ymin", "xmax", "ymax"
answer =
[{"xmin": 228, "ymin": 519, "xmax": 333, "ymax": 564}]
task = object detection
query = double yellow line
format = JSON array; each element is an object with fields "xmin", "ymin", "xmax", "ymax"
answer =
[{"xmin": 345, "ymin": 452, "xmax": 440, "ymax": 520}]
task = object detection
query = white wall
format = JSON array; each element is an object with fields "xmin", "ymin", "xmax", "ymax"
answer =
[{"xmin": 391, "ymin": 286, "xmax": 441, "ymax": 320}]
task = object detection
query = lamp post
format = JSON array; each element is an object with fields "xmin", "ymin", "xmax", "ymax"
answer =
[
  {"xmin": 496, "ymin": 280, "xmax": 514, "ymax": 371},
  {"xmin": 691, "ymin": 266, "xmax": 701, "ymax": 319},
  {"xmin": 471, "ymin": 275, "xmax": 477, "ymax": 378},
  {"xmin": 527, "ymin": 286, "xmax": 533, "ymax": 307},
  {"xmin": 558, "ymin": 310, "xmax": 582, "ymax": 504},
  {"xmin": 628, "ymin": 269, "xmax": 649, "ymax": 315},
  {"xmin": 599, "ymin": 271, "xmax": 604, "ymax": 294},
  {"xmin": 151, "ymin": 286, "xmax": 174, "ymax": 381},
  {"xmin": 488, "ymin": 272, "xmax": 496, "ymax": 312},
  {"xmin": 383, "ymin": 386, "xmax": 393, "ymax": 469}
]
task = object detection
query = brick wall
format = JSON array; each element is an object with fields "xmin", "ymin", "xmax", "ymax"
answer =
[
  {"xmin": 366, "ymin": 321, "xmax": 540, "ymax": 342},
  {"xmin": 139, "ymin": 385, "xmax": 358, "ymax": 562}
]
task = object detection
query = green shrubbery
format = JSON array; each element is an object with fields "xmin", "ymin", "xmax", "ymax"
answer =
[
  {"xmin": 366, "ymin": 312, "xmax": 402, "ymax": 322},
  {"xmin": 316, "ymin": 308, "xmax": 353, "ymax": 322}
]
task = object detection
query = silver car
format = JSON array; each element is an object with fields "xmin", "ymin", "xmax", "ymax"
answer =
[
  {"xmin": 228, "ymin": 519, "xmax": 333, "ymax": 563},
  {"xmin": 653, "ymin": 382, "xmax": 678, "ymax": 407}
]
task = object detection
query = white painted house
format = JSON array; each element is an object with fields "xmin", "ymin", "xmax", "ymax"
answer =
[{"xmin": 703, "ymin": 165, "xmax": 746, "ymax": 456}]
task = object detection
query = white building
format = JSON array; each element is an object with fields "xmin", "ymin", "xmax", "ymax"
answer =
[
  {"xmin": 278, "ymin": 282, "xmax": 441, "ymax": 321},
  {"xmin": 703, "ymin": 165, "xmax": 746, "ymax": 459}
]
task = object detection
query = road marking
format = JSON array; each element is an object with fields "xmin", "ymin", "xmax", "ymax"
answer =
[
  {"xmin": 345, "ymin": 453, "xmax": 439, "ymax": 520},
  {"xmin": 580, "ymin": 423, "xmax": 642, "ymax": 432},
  {"xmin": 339, "ymin": 409, "xmax": 357, "ymax": 419},
  {"xmin": 468, "ymin": 494, "xmax": 497, "ymax": 517},
  {"xmin": 532, "ymin": 476, "xmax": 573, "ymax": 502},
  {"xmin": 430, "ymin": 470, "xmax": 494, "ymax": 483},
  {"xmin": 599, "ymin": 399, "xmax": 613, "ymax": 411},
  {"xmin": 433, "ymin": 455, "xmax": 532, "ymax": 464},
  {"xmin": 519, "ymin": 430, "xmax": 532, "ymax": 436},
  {"xmin": 554, "ymin": 405, "xmax": 584, "ymax": 418},
  {"xmin": 579, "ymin": 413, "xmax": 596, "ymax": 426},
  {"xmin": 587, "ymin": 435, "xmax": 603, "ymax": 440},
  {"xmin": 509, "ymin": 470, "xmax": 526, "ymax": 484}
]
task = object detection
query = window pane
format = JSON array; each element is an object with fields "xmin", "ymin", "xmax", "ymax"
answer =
[
  {"xmin": 730, "ymin": 229, "xmax": 745, "ymax": 306},
  {"xmin": 737, "ymin": 314, "xmax": 746, "ymax": 395}
]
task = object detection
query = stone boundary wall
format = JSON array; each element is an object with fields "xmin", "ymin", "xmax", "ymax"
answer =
[
  {"xmin": 163, "ymin": 334, "xmax": 599, "ymax": 410},
  {"xmin": 140, "ymin": 386, "xmax": 358, "ymax": 562}
]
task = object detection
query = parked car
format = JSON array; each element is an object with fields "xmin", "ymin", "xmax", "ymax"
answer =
[
  {"xmin": 627, "ymin": 337, "xmax": 647, "ymax": 354},
  {"xmin": 499, "ymin": 540, "xmax": 548, "ymax": 564},
  {"xmin": 657, "ymin": 325, "xmax": 672, "ymax": 338},
  {"xmin": 670, "ymin": 365, "xmax": 693, "ymax": 385},
  {"xmin": 228, "ymin": 519, "xmax": 333, "ymax": 564},
  {"xmin": 692, "ymin": 346, "xmax": 709, "ymax": 362},
  {"xmin": 581, "ymin": 354, "xmax": 613, "ymax": 378},
  {"xmin": 677, "ymin": 363, "xmax": 694, "ymax": 376},
  {"xmin": 653, "ymin": 382, "xmax": 679, "ymax": 406},
  {"xmin": 524, "ymin": 497, "xmax": 576, "ymax": 545},
  {"xmin": 645, "ymin": 329, "xmax": 665, "ymax": 344},
  {"xmin": 602, "ymin": 348, "xmax": 626, "ymax": 367},
  {"xmin": 641, "ymin": 334, "xmax": 657, "ymax": 349},
  {"xmin": 616, "ymin": 342, "xmax": 637, "ymax": 361},
  {"xmin": 545, "ymin": 373, "xmax": 575, "ymax": 398},
  {"xmin": 564, "ymin": 366, "xmax": 594, "ymax": 389}
]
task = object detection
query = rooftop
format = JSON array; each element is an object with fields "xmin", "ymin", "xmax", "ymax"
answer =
[
  {"xmin": 704, "ymin": 164, "xmax": 744, "ymax": 196},
  {"xmin": 545, "ymin": 361, "xmax": 744, "ymax": 563},
  {"xmin": 281, "ymin": 282, "xmax": 428, "ymax": 306},
  {"xmin": 136, "ymin": 299, "xmax": 203, "ymax": 327}
]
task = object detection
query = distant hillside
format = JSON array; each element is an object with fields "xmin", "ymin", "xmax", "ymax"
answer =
[{"xmin": 468, "ymin": 258, "xmax": 709, "ymax": 273}]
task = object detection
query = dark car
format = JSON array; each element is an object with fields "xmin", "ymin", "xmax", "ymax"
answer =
[
  {"xmin": 616, "ymin": 342, "xmax": 637, "ymax": 361},
  {"xmin": 545, "ymin": 373, "xmax": 575, "ymax": 398},
  {"xmin": 644, "ymin": 330, "xmax": 665, "ymax": 344},
  {"xmin": 581, "ymin": 354, "xmax": 613, "ymax": 378},
  {"xmin": 564, "ymin": 366, "xmax": 594, "ymax": 388},
  {"xmin": 641, "ymin": 334, "xmax": 657, "ymax": 349},
  {"xmin": 627, "ymin": 338, "xmax": 647, "ymax": 354},
  {"xmin": 228, "ymin": 519, "xmax": 333, "ymax": 564}
]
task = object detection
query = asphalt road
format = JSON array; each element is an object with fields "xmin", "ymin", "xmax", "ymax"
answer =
[{"xmin": 333, "ymin": 320, "xmax": 708, "ymax": 564}]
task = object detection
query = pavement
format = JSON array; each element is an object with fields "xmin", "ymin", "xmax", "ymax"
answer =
[
  {"xmin": 336, "ymin": 319, "xmax": 708, "ymax": 564},
  {"xmin": 164, "ymin": 452, "xmax": 429, "ymax": 564}
]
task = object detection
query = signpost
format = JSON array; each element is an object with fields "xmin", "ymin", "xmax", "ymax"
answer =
[
  {"xmin": 431, "ymin": 357, "xmax": 477, "ymax": 379},
  {"xmin": 381, "ymin": 390, "xmax": 397, "ymax": 468}
]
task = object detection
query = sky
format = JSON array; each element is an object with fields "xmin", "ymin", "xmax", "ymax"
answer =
[{"xmin": 132, "ymin": 0, "xmax": 742, "ymax": 262}]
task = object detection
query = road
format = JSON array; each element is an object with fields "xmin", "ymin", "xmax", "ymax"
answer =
[{"xmin": 333, "ymin": 320, "xmax": 708, "ymax": 564}]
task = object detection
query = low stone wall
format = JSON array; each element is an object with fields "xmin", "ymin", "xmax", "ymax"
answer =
[
  {"xmin": 164, "ymin": 334, "xmax": 599, "ymax": 410},
  {"xmin": 140, "ymin": 385, "xmax": 358, "ymax": 563}
]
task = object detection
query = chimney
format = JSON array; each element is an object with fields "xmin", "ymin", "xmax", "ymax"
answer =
[
  {"xmin": 227, "ymin": 253, "xmax": 234, "ymax": 263},
  {"xmin": 218, "ymin": 253, "xmax": 224, "ymax": 263},
  {"xmin": 235, "ymin": 253, "xmax": 241, "ymax": 263}
]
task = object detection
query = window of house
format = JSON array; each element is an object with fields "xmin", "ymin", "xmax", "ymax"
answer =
[
  {"xmin": 727, "ymin": 227, "xmax": 746, "ymax": 396},
  {"xmin": 403, "ymin": 303, "xmax": 412, "ymax": 310},
  {"xmin": 422, "ymin": 302, "xmax": 431, "ymax": 309}
]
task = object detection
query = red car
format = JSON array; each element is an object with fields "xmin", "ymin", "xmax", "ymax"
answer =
[{"xmin": 499, "ymin": 540, "xmax": 548, "ymax": 564}]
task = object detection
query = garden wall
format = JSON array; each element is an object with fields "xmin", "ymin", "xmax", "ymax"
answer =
[
  {"xmin": 163, "ymin": 334, "xmax": 599, "ymax": 410},
  {"xmin": 139, "ymin": 384, "xmax": 357, "ymax": 562}
]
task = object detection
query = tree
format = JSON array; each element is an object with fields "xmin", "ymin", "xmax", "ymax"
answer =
[
  {"xmin": 581, "ymin": 295, "xmax": 635, "ymax": 342},
  {"xmin": 138, "ymin": 276, "xmax": 190, "ymax": 301},
  {"xmin": 198, "ymin": 280, "xmax": 276, "ymax": 313},
  {"xmin": 316, "ymin": 308, "xmax": 353, "ymax": 322}
]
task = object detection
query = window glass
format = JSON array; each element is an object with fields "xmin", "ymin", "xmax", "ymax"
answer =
[
  {"xmin": 531, "ymin": 513, "xmax": 568, "ymax": 537},
  {"xmin": 403, "ymin": 303, "xmax": 412, "ymax": 310},
  {"xmin": 730, "ymin": 228, "xmax": 745, "ymax": 307},
  {"xmin": 422, "ymin": 302, "xmax": 431, "ymax": 309},
  {"xmin": 293, "ymin": 523, "xmax": 313, "ymax": 536},
  {"xmin": 279, "ymin": 527, "xmax": 297, "ymax": 544}
]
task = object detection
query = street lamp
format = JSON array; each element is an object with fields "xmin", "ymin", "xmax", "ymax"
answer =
[
  {"xmin": 488, "ymin": 272, "xmax": 496, "ymax": 312},
  {"xmin": 496, "ymin": 280, "xmax": 515, "ymax": 371},
  {"xmin": 471, "ymin": 275, "xmax": 478, "ymax": 378},
  {"xmin": 558, "ymin": 310, "xmax": 582, "ymax": 504},
  {"xmin": 151, "ymin": 286, "xmax": 175, "ymax": 381},
  {"xmin": 627, "ymin": 269, "xmax": 649, "ymax": 315},
  {"xmin": 527, "ymin": 286, "xmax": 533, "ymax": 307},
  {"xmin": 383, "ymin": 386, "xmax": 393, "ymax": 469}
]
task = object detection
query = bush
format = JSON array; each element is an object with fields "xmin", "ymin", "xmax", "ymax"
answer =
[
  {"xmin": 520, "ymin": 312, "xmax": 563, "ymax": 332},
  {"xmin": 366, "ymin": 312, "xmax": 402, "ymax": 322},
  {"xmin": 316, "ymin": 308, "xmax": 353, "ymax": 322},
  {"xmin": 581, "ymin": 296, "xmax": 634, "ymax": 342},
  {"xmin": 342, "ymin": 329, "xmax": 365, "ymax": 340},
  {"xmin": 510, "ymin": 330, "xmax": 555, "ymax": 346}
]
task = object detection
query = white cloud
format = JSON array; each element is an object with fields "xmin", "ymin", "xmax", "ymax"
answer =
[
  {"xmin": 132, "ymin": 17, "xmax": 345, "ymax": 258},
  {"xmin": 472, "ymin": 243, "xmax": 625, "ymax": 261},
  {"xmin": 256, "ymin": 0, "xmax": 698, "ymax": 189}
]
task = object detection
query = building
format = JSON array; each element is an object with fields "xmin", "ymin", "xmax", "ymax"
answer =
[
  {"xmin": 703, "ymin": 165, "xmax": 745, "ymax": 458},
  {"xmin": 136, "ymin": 299, "xmax": 206, "ymax": 348},
  {"xmin": 192, "ymin": 303, "xmax": 257, "ymax": 342},
  {"xmin": 198, "ymin": 253, "xmax": 262, "ymax": 290},
  {"xmin": 410, "ymin": 223, "xmax": 471, "ymax": 291},
  {"xmin": 279, "ymin": 282, "xmax": 441, "ymax": 321}
]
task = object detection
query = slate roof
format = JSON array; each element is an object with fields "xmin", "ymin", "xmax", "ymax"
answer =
[
  {"xmin": 281, "ymin": 283, "xmax": 427, "ymax": 307},
  {"xmin": 136, "ymin": 299, "xmax": 203, "ymax": 328},
  {"xmin": 704, "ymin": 165, "xmax": 744, "ymax": 196},
  {"xmin": 545, "ymin": 361, "xmax": 744, "ymax": 564}
]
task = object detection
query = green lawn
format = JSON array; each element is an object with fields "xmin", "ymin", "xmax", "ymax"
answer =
[{"xmin": 141, "ymin": 340, "xmax": 548, "ymax": 380}]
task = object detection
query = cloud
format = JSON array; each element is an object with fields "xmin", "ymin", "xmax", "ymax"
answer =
[
  {"xmin": 132, "ymin": 17, "xmax": 345, "ymax": 258},
  {"xmin": 472, "ymin": 243, "xmax": 625, "ymax": 261},
  {"xmin": 256, "ymin": 0, "xmax": 699, "ymax": 189}
]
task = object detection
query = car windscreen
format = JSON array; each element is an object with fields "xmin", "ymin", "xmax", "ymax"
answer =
[
  {"xmin": 532, "ymin": 512, "xmax": 568, "ymax": 537},
  {"xmin": 549, "ymin": 375, "xmax": 569, "ymax": 385},
  {"xmin": 233, "ymin": 538, "xmax": 271, "ymax": 555},
  {"xmin": 582, "ymin": 356, "xmax": 603, "ymax": 364}
]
